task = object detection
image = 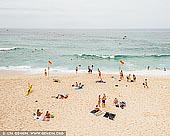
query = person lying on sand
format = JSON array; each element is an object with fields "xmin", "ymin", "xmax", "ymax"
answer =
[
  {"xmin": 56, "ymin": 94, "xmax": 68, "ymax": 99},
  {"xmin": 96, "ymin": 79, "xmax": 106, "ymax": 83},
  {"xmin": 51, "ymin": 94, "xmax": 68, "ymax": 99}
]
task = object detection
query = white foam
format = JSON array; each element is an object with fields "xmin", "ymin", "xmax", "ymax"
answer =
[{"xmin": 0, "ymin": 47, "xmax": 17, "ymax": 51}]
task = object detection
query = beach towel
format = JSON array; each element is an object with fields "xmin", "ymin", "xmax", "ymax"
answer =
[
  {"xmin": 73, "ymin": 86, "xmax": 83, "ymax": 90},
  {"xmin": 120, "ymin": 101, "xmax": 126, "ymax": 109},
  {"xmin": 95, "ymin": 111, "xmax": 105, "ymax": 116},
  {"xmin": 103, "ymin": 112, "xmax": 116, "ymax": 120},
  {"xmin": 103, "ymin": 112, "xmax": 110, "ymax": 118},
  {"xmin": 109, "ymin": 113, "xmax": 116, "ymax": 120},
  {"xmin": 33, "ymin": 114, "xmax": 44, "ymax": 121},
  {"xmin": 90, "ymin": 110, "xmax": 99, "ymax": 114}
]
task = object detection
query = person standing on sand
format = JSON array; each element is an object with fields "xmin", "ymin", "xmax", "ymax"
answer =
[
  {"xmin": 120, "ymin": 70, "xmax": 124, "ymax": 80},
  {"xmin": 98, "ymin": 95, "xmax": 101, "ymax": 107},
  {"xmin": 44, "ymin": 69, "xmax": 47, "ymax": 76},
  {"xmin": 98, "ymin": 68, "xmax": 102, "ymax": 79},
  {"xmin": 102, "ymin": 94, "xmax": 106, "ymax": 108},
  {"xmin": 76, "ymin": 66, "xmax": 78, "ymax": 74}
]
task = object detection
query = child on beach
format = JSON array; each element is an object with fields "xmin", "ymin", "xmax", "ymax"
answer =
[
  {"xmin": 143, "ymin": 79, "xmax": 149, "ymax": 88},
  {"xmin": 102, "ymin": 94, "xmax": 106, "ymax": 108}
]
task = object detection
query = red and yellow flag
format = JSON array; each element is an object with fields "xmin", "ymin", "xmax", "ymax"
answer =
[
  {"xmin": 48, "ymin": 60, "xmax": 52, "ymax": 65},
  {"xmin": 119, "ymin": 60, "xmax": 124, "ymax": 65}
]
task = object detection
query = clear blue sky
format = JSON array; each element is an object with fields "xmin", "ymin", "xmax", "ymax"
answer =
[{"xmin": 0, "ymin": 0, "xmax": 170, "ymax": 29}]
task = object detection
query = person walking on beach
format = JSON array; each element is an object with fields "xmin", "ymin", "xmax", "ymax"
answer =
[
  {"xmin": 98, "ymin": 68, "xmax": 102, "ymax": 79},
  {"xmin": 120, "ymin": 70, "xmax": 124, "ymax": 80},
  {"xmin": 76, "ymin": 66, "xmax": 78, "ymax": 74},
  {"xmin": 44, "ymin": 69, "xmax": 47, "ymax": 76},
  {"xmin": 102, "ymin": 94, "xmax": 106, "ymax": 108},
  {"xmin": 98, "ymin": 95, "xmax": 101, "ymax": 107}
]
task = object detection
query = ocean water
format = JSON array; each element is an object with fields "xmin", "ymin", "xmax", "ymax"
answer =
[{"xmin": 0, "ymin": 28, "xmax": 170, "ymax": 76}]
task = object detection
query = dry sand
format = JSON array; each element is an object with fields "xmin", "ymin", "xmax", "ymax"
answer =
[{"xmin": 0, "ymin": 73, "xmax": 170, "ymax": 136}]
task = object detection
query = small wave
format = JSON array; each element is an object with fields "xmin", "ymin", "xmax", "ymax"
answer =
[
  {"xmin": 114, "ymin": 54, "xmax": 170, "ymax": 59},
  {"xmin": 73, "ymin": 54, "xmax": 170, "ymax": 60},
  {"xmin": 75, "ymin": 54, "xmax": 115, "ymax": 59},
  {"xmin": 0, "ymin": 47, "xmax": 23, "ymax": 51}
]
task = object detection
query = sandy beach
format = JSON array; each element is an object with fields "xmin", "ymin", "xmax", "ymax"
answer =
[{"xmin": 0, "ymin": 73, "xmax": 170, "ymax": 136}]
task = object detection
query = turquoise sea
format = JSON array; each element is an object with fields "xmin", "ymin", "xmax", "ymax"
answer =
[{"xmin": 0, "ymin": 29, "xmax": 170, "ymax": 75}]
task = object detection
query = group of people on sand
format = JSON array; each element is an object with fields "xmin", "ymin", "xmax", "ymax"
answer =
[
  {"xmin": 113, "ymin": 98, "xmax": 126, "ymax": 109},
  {"xmin": 72, "ymin": 82, "xmax": 84, "ymax": 88},
  {"xmin": 119, "ymin": 70, "xmax": 149, "ymax": 88},
  {"xmin": 95, "ymin": 95, "xmax": 126, "ymax": 111},
  {"xmin": 88, "ymin": 65, "xmax": 93, "ymax": 73},
  {"xmin": 126, "ymin": 74, "xmax": 136, "ymax": 82},
  {"xmin": 119, "ymin": 70, "xmax": 136, "ymax": 82},
  {"xmin": 35, "ymin": 109, "xmax": 52, "ymax": 121},
  {"xmin": 97, "ymin": 94, "xmax": 107, "ymax": 108}
]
